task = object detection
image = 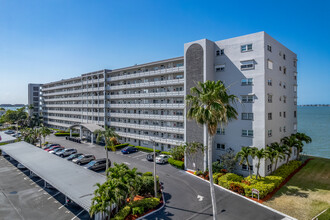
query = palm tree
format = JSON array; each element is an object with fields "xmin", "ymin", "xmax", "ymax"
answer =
[
  {"xmin": 294, "ymin": 132, "xmax": 312, "ymax": 159},
  {"xmin": 39, "ymin": 125, "xmax": 51, "ymax": 145},
  {"xmin": 235, "ymin": 146, "xmax": 254, "ymax": 178},
  {"xmin": 186, "ymin": 80, "xmax": 238, "ymax": 220},
  {"xmin": 269, "ymin": 142, "xmax": 286, "ymax": 170},
  {"xmin": 252, "ymin": 148, "xmax": 265, "ymax": 179},
  {"xmin": 94, "ymin": 127, "xmax": 119, "ymax": 170},
  {"xmin": 281, "ymin": 135, "xmax": 300, "ymax": 164},
  {"xmin": 265, "ymin": 146, "xmax": 276, "ymax": 173}
]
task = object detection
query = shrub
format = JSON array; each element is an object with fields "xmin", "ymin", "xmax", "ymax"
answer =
[
  {"xmin": 113, "ymin": 206, "xmax": 131, "ymax": 220},
  {"xmin": 229, "ymin": 182, "xmax": 245, "ymax": 195},
  {"xmin": 143, "ymin": 172, "xmax": 153, "ymax": 176},
  {"xmin": 54, "ymin": 132, "xmax": 79, "ymax": 137},
  {"xmin": 114, "ymin": 143, "xmax": 129, "ymax": 150},
  {"xmin": 129, "ymin": 197, "xmax": 160, "ymax": 210},
  {"xmin": 212, "ymin": 161, "xmax": 224, "ymax": 173},
  {"xmin": 218, "ymin": 173, "xmax": 243, "ymax": 189},
  {"xmin": 160, "ymin": 151, "xmax": 171, "ymax": 155},
  {"xmin": 132, "ymin": 206, "xmax": 144, "ymax": 216},
  {"xmin": 213, "ymin": 173, "xmax": 225, "ymax": 184},
  {"xmin": 134, "ymin": 146, "xmax": 161, "ymax": 153},
  {"xmin": 168, "ymin": 157, "xmax": 184, "ymax": 169},
  {"xmin": 139, "ymin": 176, "xmax": 158, "ymax": 196},
  {"xmin": 195, "ymin": 170, "xmax": 203, "ymax": 176},
  {"xmin": 169, "ymin": 145, "xmax": 185, "ymax": 161}
]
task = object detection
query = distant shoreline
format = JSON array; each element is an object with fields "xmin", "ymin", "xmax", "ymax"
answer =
[
  {"xmin": 298, "ymin": 104, "xmax": 330, "ymax": 107},
  {"xmin": 0, "ymin": 104, "xmax": 25, "ymax": 108}
]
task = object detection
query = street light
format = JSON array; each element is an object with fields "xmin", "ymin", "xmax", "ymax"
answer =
[{"xmin": 149, "ymin": 138, "xmax": 157, "ymax": 198}]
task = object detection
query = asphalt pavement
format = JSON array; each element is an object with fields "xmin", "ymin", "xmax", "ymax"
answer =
[{"xmin": 46, "ymin": 135, "xmax": 292, "ymax": 220}]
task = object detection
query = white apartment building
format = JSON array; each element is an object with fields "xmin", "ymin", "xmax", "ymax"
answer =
[
  {"xmin": 28, "ymin": 83, "xmax": 43, "ymax": 116},
  {"xmin": 39, "ymin": 31, "xmax": 297, "ymax": 176}
]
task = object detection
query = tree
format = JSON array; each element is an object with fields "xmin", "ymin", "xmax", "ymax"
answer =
[
  {"xmin": 219, "ymin": 147, "xmax": 237, "ymax": 173},
  {"xmin": 235, "ymin": 146, "xmax": 254, "ymax": 178},
  {"xmin": 40, "ymin": 125, "xmax": 51, "ymax": 145},
  {"xmin": 251, "ymin": 148, "xmax": 265, "ymax": 179},
  {"xmin": 265, "ymin": 146, "xmax": 276, "ymax": 173},
  {"xmin": 281, "ymin": 135, "xmax": 300, "ymax": 164},
  {"xmin": 170, "ymin": 144, "xmax": 185, "ymax": 161},
  {"xmin": 186, "ymin": 80, "xmax": 238, "ymax": 220},
  {"xmin": 294, "ymin": 132, "xmax": 312, "ymax": 159},
  {"xmin": 94, "ymin": 127, "xmax": 119, "ymax": 170},
  {"xmin": 269, "ymin": 142, "xmax": 286, "ymax": 170}
]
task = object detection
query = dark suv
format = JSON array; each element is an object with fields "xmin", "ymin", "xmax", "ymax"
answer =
[{"xmin": 84, "ymin": 158, "xmax": 111, "ymax": 171}]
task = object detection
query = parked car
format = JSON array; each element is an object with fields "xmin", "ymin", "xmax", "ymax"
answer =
[
  {"xmin": 67, "ymin": 153, "xmax": 83, "ymax": 161},
  {"xmin": 44, "ymin": 145, "xmax": 61, "ymax": 151},
  {"xmin": 56, "ymin": 148, "xmax": 77, "ymax": 157},
  {"xmin": 72, "ymin": 154, "xmax": 95, "ymax": 165},
  {"xmin": 146, "ymin": 152, "xmax": 160, "ymax": 162},
  {"xmin": 121, "ymin": 146, "xmax": 138, "ymax": 154},
  {"xmin": 12, "ymin": 132, "xmax": 21, "ymax": 137},
  {"xmin": 4, "ymin": 130, "xmax": 15, "ymax": 134},
  {"xmin": 49, "ymin": 147, "xmax": 65, "ymax": 154},
  {"xmin": 155, "ymin": 154, "xmax": 170, "ymax": 164},
  {"xmin": 84, "ymin": 158, "xmax": 111, "ymax": 171}
]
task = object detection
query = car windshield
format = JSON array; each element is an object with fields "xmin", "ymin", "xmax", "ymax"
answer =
[
  {"xmin": 87, "ymin": 161, "xmax": 96, "ymax": 166},
  {"xmin": 77, "ymin": 155, "xmax": 84, "ymax": 159}
]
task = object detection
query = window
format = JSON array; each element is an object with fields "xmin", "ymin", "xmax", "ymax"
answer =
[
  {"xmin": 268, "ymin": 130, "xmax": 272, "ymax": 137},
  {"xmin": 279, "ymin": 66, "xmax": 282, "ymax": 71},
  {"xmin": 241, "ymin": 78, "xmax": 253, "ymax": 85},
  {"xmin": 283, "ymin": 126, "xmax": 286, "ymax": 132},
  {"xmin": 294, "ymin": 97, "xmax": 297, "ymax": 105},
  {"xmin": 279, "ymin": 112, "xmax": 282, "ymax": 117},
  {"xmin": 294, "ymin": 72, "xmax": 297, "ymax": 80},
  {"xmin": 279, "ymin": 127, "xmax": 282, "ymax": 132},
  {"xmin": 241, "ymin": 44, "xmax": 253, "ymax": 52},
  {"xmin": 283, "ymin": 96, "xmax": 287, "ymax": 103},
  {"xmin": 267, "ymin": 164, "xmax": 272, "ymax": 172},
  {"xmin": 216, "ymin": 128, "xmax": 225, "ymax": 135},
  {"xmin": 242, "ymin": 113, "xmax": 253, "ymax": 120},
  {"xmin": 216, "ymin": 50, "xmax": 220, "ymax": 56},
  {"xmin": 279, "ymin": 81, "xmax": 282, "ymax": 87},
  {"xmin": 268, "ymin": 94, "xmax": 273, "ymax": 103},
  {"xmin": 294, "ymin": 85, "xmax": 297, "ymax": 92},
  {"xmin": 283, "ymin": 54, "xmax": 286, "ymax": 60},
  {"xmin": 294, "ymin": 111, "xmax": 297, "ymax": 118},
  {"xmin": 216, "ymin": 49, "xmax": 224, "ymax": 56},
  {"xmin": 220, "ymin": 49, "xmax": 224, "ymax": 55},
  {"xmin": 267, "ymin": 60, "xmax": 273, "ymax": 69},
  {"xmin": 294, "ymin": 59, "xmax": 297, "ymax": 67},
  {"xmin": 216, "ymin": 143, "xmax": 225, "ymax": 150},
  {"xmin": 294, "ymin": 123, "xmax": 297, "ymax": 131},
  {"xmin": 268, "ymin": 79, "xmax": 272, "ymax": 86},
  {"xmin": 267, "ymin": 45, "xmax": 272, "ymax": 52},
  {"xmin": 283, "ymin": 111, "xmax": 286, "ymax": 118},
  {"xmin": 242, "ymin": 164, "xmax": 248, "ymax": 170},
  {"xmin": 268, "ymin": 113, "xmax": 272, "ymax": 120},
  {"xmin": 215, "ymin": 65, "xmax": 225, "ymax": 72},
  {"xmin": 242, "ymin": 130, "xmax": 253, "ymax": 137},
  {"xmin": 241, "ymin": 95, "xmax": 254, "ymax": 103},
  {"xmin": 240, "ymin": 60, "xmax": 255, "ymax": 70},
  {"xmin": 283, "ymin": 67, "xmax": 287, "ymax": 74}
]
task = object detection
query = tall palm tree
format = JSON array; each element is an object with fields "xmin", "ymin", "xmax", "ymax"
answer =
[
  {"xmin": 235, "ymin": 146, "xmax": 254, "ymax": 178},
  {"xmin": 186, "ymin": 80, "xmax": 238, "ymax": 220},
  {"xmin": 281, "ymin": 135, "xmax": 300, "ymax": 164},
  {"xmin": 252, "ymin": 148, "xmax": 265, "ymax": 179},
  {"xmin": 265, "ymin": 146, "xmax": 276, "ymax": 173},
  {"xmin": 269, "ymin": 142, "xmax": 286, "ymax": 170},
  {"xmin": 294, "ymin": 132, "xmax": 312, "ymax": 159},
  {"xmin": 39, "ymin": 125, "xmax": 51, "ymax": 145},
  {"xmin": 94, "ymin": 127, "xmax": 119, "ymax": 170}
]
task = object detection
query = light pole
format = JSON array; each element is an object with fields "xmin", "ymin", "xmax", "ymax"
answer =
[{"xmin": 149, "ymin": 138, "xmax": 157, "ymax": 198}]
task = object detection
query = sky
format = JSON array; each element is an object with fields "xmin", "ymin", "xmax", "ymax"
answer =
[{"xmin": 0, "ymin": 0, "xmax": 329, "ymax": 105}]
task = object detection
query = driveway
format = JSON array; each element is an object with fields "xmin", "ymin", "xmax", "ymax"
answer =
[{"xmin": 46, "ymin": 135, "xmax": 291, "ymax": 220}]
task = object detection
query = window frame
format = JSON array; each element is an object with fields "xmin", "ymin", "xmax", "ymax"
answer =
[{"xmin": 241, "ymin": 44, "xmax": 253, "ymax": 53}]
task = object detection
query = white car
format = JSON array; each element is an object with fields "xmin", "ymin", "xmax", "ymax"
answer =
[
  {"xmin": 155, "ymin": 155, "xmax": 171, "ymax": 164},
  {"xmin": 56, "ymin": 148, "xmax": 77, "ymax": 157}
]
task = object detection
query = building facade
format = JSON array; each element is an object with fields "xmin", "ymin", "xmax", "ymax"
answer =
[
  {"xmin": 28, "ymin": 83, "xmax": 43, "ymax": 116},
  {"xmin": 39, "ymin": 32, "xmax": 297, "ymax": 177}
]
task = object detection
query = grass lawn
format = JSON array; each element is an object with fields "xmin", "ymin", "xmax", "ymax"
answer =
[{"xmin": 264, "ymin": 157, "xmax": 330, "ymax": 220}]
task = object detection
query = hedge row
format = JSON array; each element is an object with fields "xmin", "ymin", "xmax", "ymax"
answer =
[
  {"xmin": 54, "ymin": 132, "xmax": 79, "ymax": 137},
  {"xmin": 160, "ymin": 151, "xmax": 171, "ymax": 155},
  {"xmin": 215, "ymin": 160, "xmax": 302, "ymax": 199},
  {"xmin": 113, "ymin": 143, "xmax": 129, "ymax": 150},
  {"xmin": 134, "ymin": 145, "xmax": 161, "ymax": 153},
  {"xmin": 168, "ymin": 157, "xmax": 184, "ymax": 170}
]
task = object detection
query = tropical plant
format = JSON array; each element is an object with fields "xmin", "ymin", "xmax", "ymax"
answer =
[
  {"xmin": 269, "ymin": 142, "xmax": 286, "ymax": 171},
  {"xmin": 235, "ymin": 146, "xmax": 254, "ymax": 178},
  {"xmin": 39, "ymin": 125, "xmax": 51, "ymax": 145},
  {"xmin": 281, "ymin": 135, "xmax": 299, "ymax": 164},
  {"xmin": 169, "ymin": 144, "xmax": 185, "ymax": 161},
  {"xmin": 294, "ymin": 132, "xmax": 312, "ymax": 159},
  {"xmin": 219, "ymin": 147, "xmax": 237, "ymax": 173},
  {"xmin": 251, "ymin": 148, "xmax": 265, "ymax": 179},
  {"xmin": 94, "ymin": 126, "xmax": 119, "ymax": 170},
  {"xmin": 265, "ymin": 146, "xmax": 276, "ymax": 173},
  {"xmin": 186, "ymin": 80, "xmax": 238, "ymax": 220}
]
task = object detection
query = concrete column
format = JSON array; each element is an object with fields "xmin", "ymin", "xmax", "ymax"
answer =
[
  {"xmin": 79, "ymin": 126, "xmax": 82, "ymax": 139},
  {"xmin": 91, "ymin": 133, "xmax": 94, "ymax": 144},
  {"xmin": 70, "ymin": 129, "xmax": 72, "ymax": 138}
]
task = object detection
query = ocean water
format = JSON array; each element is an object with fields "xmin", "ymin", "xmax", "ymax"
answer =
[{"xmin": 298, "ymin": 106, "xmax": 330, "ymax": 159}]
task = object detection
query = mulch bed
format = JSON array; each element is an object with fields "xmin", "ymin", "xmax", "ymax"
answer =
[{"xmin": 186, "ymin": 159, "xmax": 313, "ymax": 203}]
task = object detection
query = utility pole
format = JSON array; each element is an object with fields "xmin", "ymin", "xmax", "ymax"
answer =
[{"xmin": 150, "ymin": 138, "xmax": 157, "ymax": 198}]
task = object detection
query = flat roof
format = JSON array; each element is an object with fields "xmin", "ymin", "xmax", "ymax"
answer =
[
  {"xmin": 0, "ymin": 141, "xmax": 106, "ymax": 211},
  {"xmin": 0, "ymin": 132, "xmax": 17, "ymax": 144}
]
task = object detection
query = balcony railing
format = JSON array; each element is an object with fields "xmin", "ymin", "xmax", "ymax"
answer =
[
  {"xmin": 108, "ymin": 103, "xmax": 184, "ymax": 109},
  {"xmin": 110, "ymin": 122, "xmax": 184, "ymax": 134},
  {"xmin": 108, "ymin": 78, "xmax": 184, "ymax": 91},
  {"xmin": 109, "ymin": 113, "xmax": 184, "ymax": 121},
  {"xmin": 109, "ymin": 91, "xmax": 184, "ymax": 99}
]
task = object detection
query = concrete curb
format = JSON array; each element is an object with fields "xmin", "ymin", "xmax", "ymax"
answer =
[
  {"xmin": 136, "ymin": 189, "xmax": 166, "ymax": 220},
  {"xmin": 185, "ymin": 171, "xmax": 297, "ymax": 220}
]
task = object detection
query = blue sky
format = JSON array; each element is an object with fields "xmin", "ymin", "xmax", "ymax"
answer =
[{"xmin": 0, "ymin": 0, "xmax": 329, "ymax": 104}]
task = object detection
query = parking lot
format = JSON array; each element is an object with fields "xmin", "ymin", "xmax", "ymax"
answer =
[{"xmin": 0, "ymin": 156, "xmax": 91, "ymax": 220}]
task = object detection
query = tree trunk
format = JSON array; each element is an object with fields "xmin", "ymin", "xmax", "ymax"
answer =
[
  {"xmin": 274, "ymin": 158, "xmax": 278, "ymax": 171},
  {"xmin": 207, "ymin": 132, "xmax": 217, "ymax": 220},
  {"xmin": 247, "ymin": 161, "xmax": 252, "ymax": 178},
  {"xmin": 256, "ymin": 159, "xmax": 260, "ymax": 179},
  {"xmin": 106, "ymin": 146, "xmax": 109, "ymax": 171}
]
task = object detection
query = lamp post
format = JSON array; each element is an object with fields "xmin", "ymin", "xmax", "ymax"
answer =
[{"xmin": 149, "ymin": 138, "xmax": 157, "ymax": 198}]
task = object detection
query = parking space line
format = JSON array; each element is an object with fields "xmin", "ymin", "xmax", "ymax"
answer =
[
  {"xmin": 123, "ymin": 162, "xmax": 131, "ymax": 166},
  {"xmin": 58, "ymin": 204, "xmax": 65, "ymax": 210},
  {"xmin": 132, "ymin": 152, "xmax": 148, "ymax": 159},
  {"xmin": 43, "ymin": 192, "xmax": 48, "ymax": 195},
  {"xmin": 71, "ymin": 209, "xmax": 85, "ymax": 220},
  {"xmin": 38, "ymin": 189, "xmax": 43, "ymax": 192}
]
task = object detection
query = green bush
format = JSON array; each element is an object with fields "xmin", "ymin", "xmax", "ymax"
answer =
[
  {"xmin": 169, "ymin": 145, "xmax": 185, "ymax": 161},
  {"xmin": 134, "ymin": 146, "xmax": 161, "ymax": 153},
  {"xmin": 132, "ymin": 206, "xmax": 144, "ymax": 216},
  {"xmin": 212, "ymin": 161, "xmax": 224, "ymax": 173},
  {"xmin": 218, "ymin": 173, "xmax": 243, "ymax": 189},
  {"xmin": 114, "ymin": 143, "xmax": 129, "ymax": 150},
  {"xmin": 129, "ymin": 197, "xmax": 160, "ymax": 210},
  {"xmin": 160, "ymin": 151, "xmax": 171, "ymax": 155},
  {"xmin": 139, "ymin": 176, "xmax": 159, "ymax": 196},
  {"xmin": 113, "ymin": 205, "xmax": 131, "ymax": 220},
  {"xmin": 142, "ymin": 172, "xmax": 153, "ymax": 176},
  {"xmin": 213, "ymin": 173, "xmax": 225, "ymax": 184},
  {"xmin": 168, "ymin": 157, "xmax": 184, "ymax": 169},
  {"xmin": 54, "ymin": 132, "xmax": 79, "ymax": 137}
]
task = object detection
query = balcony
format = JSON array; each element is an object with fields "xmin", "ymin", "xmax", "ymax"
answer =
[
  {"xmin": 110, "ymin": 122, "xmax": 184, "ymax": 134},
  {"xmin": 46, "ymin": 116, "xmax": 82, "ymax": 123},
  {"xmin": 43, "ymin": 110, "xmax": 83, "ymax": 115},
  {"xmin": 109, "ymin": 91, "xmax": 184, "ymax": 99},
  {"xmin": 115, "ymin": 131, "xmax": 184, "ymax": 146},
  {"xmin": 108, "ymin": 103, "xmax": 184, "ymax": 109},
  {"xmin": 108, "ymin": 78, "xmax": 184, "ymax": 91},
  {"xmin": 42, "ymin": 81, "xmax": 82, "ymax": 91},
  {"xmin": 109, "ymin": 113, "xmax": 183, "ymax": 121},
  {"xmin": 43, "ymin": 89, "xmax": 83, "ymax": 97},
  {"xmin": 107, "ymin": 66, "xmax": 184, "ymax": 82},
  {"xmin": 43, "ymin": 96, "xmax": 82, "ymax": 102}
]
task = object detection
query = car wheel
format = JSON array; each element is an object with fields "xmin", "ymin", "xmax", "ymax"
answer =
[
  {"xmin": 77, "ymin": 162, "xmax": 81, "ymax": 165},
  {"xmin": 60, "ymin": 155, "xmax": 64, "ymax": 158}
]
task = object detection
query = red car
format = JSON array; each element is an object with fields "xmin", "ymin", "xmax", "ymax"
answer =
[
  {"xmin": 45, "ymin": 146, "xmax": 63, "ymax": 152},
  {"xmin": 44, "ymin": 144, "xmax": 60, "ymax": 150}
]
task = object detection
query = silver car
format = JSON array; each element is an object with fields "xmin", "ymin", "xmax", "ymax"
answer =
[
  {"xmin": 72, "ymin": 154, "xmax": 95, "ymax": 165},
  {"xmin": 155, "ymin": 154, "xmax": 171, "ymax": 164},
  {"xmin": 56, "ymin": 148, "xmax": 77, "ymax": 157},
  {"xmin": 49, "ymin": 148, "xmax": 65, "ymax": 154}
]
